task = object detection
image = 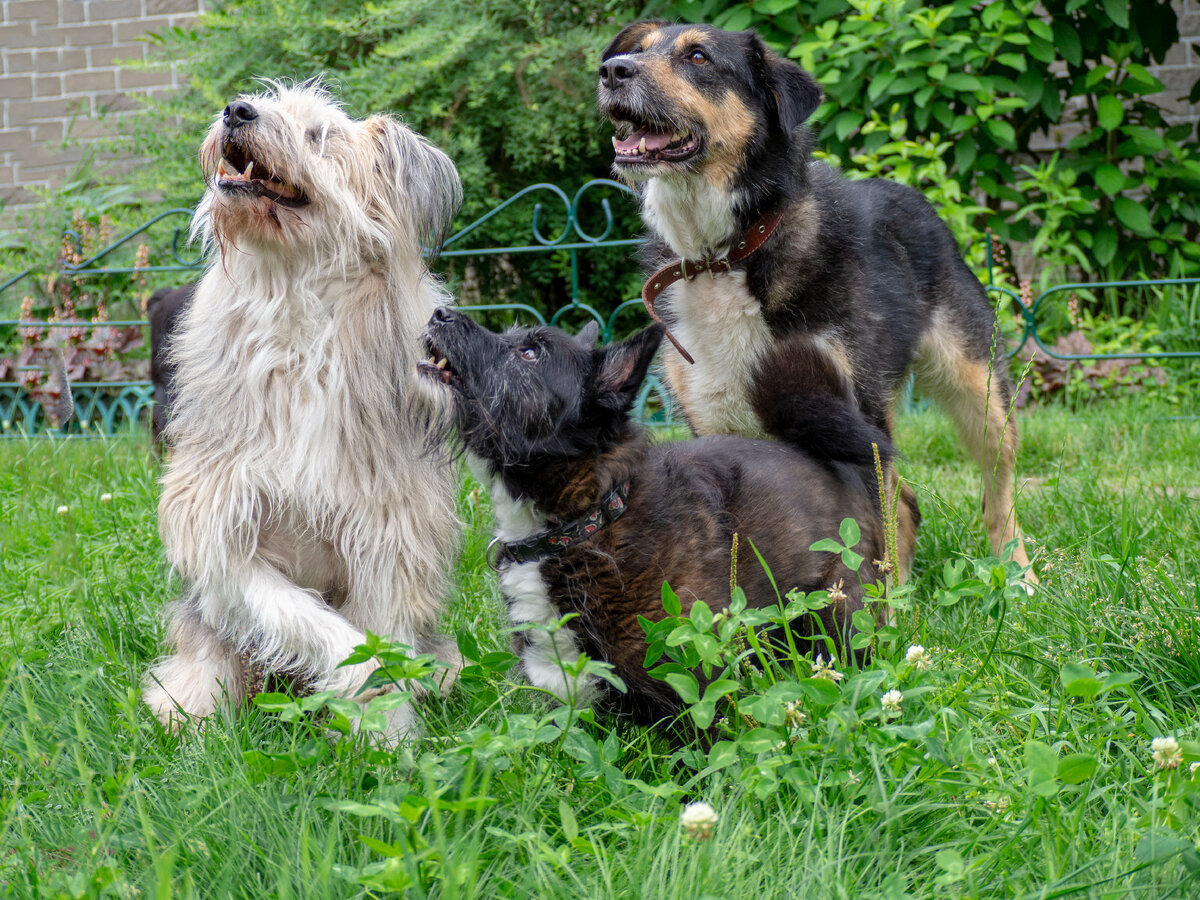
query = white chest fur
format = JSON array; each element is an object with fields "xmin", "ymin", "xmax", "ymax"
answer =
[
  {"xmin": 468, "ymin": 454, "xmax": 600, "ymax": 708},
  {"xmin": 664, "ymin": 271, "xmax": 771, "ymax": 438}
]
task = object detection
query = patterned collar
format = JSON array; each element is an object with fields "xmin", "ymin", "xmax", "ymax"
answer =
[{"xmin": 486, "ymin": 480, "xmax": 632, "ymax": 569}]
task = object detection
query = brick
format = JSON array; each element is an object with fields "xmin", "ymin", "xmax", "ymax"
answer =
[
  {"xmin": 1161, "ymin": 41, "xmax": 1191, "ymax": 66},
  {"xmin": 118, "ymin": 67, "xmax": 171, "ymax": 90},
  {"xmin": 69, "ymin": 118, "xmax": 118, "ymax": 140},
  {"xmin": 0, "ymin": 186, "xmax": 43, "ymax": 206},
  {"xmin": 146, "ymin": 0, "xmax": 201, "ymax": 12},
  {"xmin": 4, "ymin": 1, "xmax": 59, "ymax": 24},
  {"xmin": 87, "ymin": 0, "xmax": 146, "ymax": 22},
  {"xmin": 32, "ymin": 121, "xmax": 65, "ymax": 144},
  {"xmin": 60, "ymin": 48, "xmax": 88, "ymax": 70},
  {"xmin": 0, "ymin": 76, "xmax": 34, "ymax": 100},
  {"xmin": 59, "ymin": 2, "xmax": 85, "ymax": 23},
  {"xmin": 93, "ymin": 91, "xmax": 139, "ymax": 114},
  {"xmin": 60, "ymin": 24, "xmax": 115, "ymax": 46},
  {"xmin": 0, "ymin": 23, "xmax": 37, "ymax": 49},
  {"xmin": 33, "ymin": 74, "xmax": 62, "ymax": 97},
  {"xmin": 14, "ymin": 96, "xmax": 87, "ymax": 121},
  {"xmin": 0, "ymin": 128, "xmax": 36, "ymax": 154},
  {"xmin": 65, "ymin": 69, "xmax": 116, "ymax": 94},
  {"xmin": 4, "ymin": 51, "xmax": 37, "ymax": 74},
  {"xmin": 116, "ymin": 18, "xmax": 169, "ymax": 41},
  {"xmin": 89, "ymin": 43, "xmax": 144, "ymax": 68}
]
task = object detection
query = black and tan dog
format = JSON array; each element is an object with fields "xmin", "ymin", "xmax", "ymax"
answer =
[
  {"xmin": 420, "ymin": 308, "xmax": 884, "ymax": 722},
  {"xmin": 597, "ymin": 21, "xmax": 1034, "ymax": 583}
]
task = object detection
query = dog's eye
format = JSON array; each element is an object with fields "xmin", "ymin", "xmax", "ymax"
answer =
[
  {"xmin": 518, "ymin": 346, "xmax": 539, "ymax": 361},
  {"xmin": 689, "ymin": 49, "xmax": 709, "ymax": 64}
]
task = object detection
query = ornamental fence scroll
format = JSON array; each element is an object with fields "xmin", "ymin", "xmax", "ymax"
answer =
[
  {"xmin": 0, "ymin": 179, "xmax": 679, "ymax": 437},
  {"xmin": 3, "ymin": 184, "xmax": 1199, "ymax": 437}
]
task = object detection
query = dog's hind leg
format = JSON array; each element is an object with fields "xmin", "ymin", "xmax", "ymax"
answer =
[
  {"xmin": 143, "ymin": 600, "xmax": 247, "ymax": 732},
  {"xmin": 913, "ymin": 311, "xmax": 1035, "ymax": 586}
]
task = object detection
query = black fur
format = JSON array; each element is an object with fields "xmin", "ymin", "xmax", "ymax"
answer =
[
  {"xmin": 598, "ymin": 22, "xmax": 1032, "ymax": 573},
  {"xmin": 147, "ymin": 283, "xmax": 196, "ymax": 447},
  {"xmin": 421, "ymin": 309, "xmax": 884, "ymax": 724}
]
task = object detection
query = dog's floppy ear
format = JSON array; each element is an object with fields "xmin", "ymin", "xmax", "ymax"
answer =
[
  {"xmin": 602, "ymin": 20, "xmax": 668, "ymax": 60},
  {"xmin": 748, "ymin": 34, "xmax": 823, "ymax": 135},
  {"xmin": 593, "ymin": 324, "xmax": 664, "ymax": 413},
  {"xmin": 369, "ymin": 116, "xmax": 463, "ymax": 258},
  {"xmin": 577, "ymin": 320, "xmax": 601, "ymax": 348}
]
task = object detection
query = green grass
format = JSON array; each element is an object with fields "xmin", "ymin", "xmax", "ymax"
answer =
[{"xmin": 2, "ymin": 401, "xmax": 1200, "ymax": 899}]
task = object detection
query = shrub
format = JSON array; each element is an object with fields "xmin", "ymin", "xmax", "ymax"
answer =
[{"xmin": 660, "ymin": 0, "xmax": 1200, "ymax": 284}]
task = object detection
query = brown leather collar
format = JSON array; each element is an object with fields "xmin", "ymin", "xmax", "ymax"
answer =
[{"xmin": 641, "ymin": 210, "xmax": 786, "ymax": 365}]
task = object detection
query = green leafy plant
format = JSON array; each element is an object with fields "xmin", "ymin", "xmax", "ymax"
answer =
[{"xmin": 661, "ymin": 0, "xmax": 1200, "ymax": 284}]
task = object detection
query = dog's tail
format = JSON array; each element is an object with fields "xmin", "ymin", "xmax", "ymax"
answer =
[{"xmin": 758, "ymin": 392, "xmax": 895, "ymax": 466}]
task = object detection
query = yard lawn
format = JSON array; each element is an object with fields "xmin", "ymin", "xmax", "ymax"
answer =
[{"xmin": 2, "ymin": 400, "xmax": 1199, "ymax": 898}]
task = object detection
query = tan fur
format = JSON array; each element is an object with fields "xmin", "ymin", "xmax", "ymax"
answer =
[
  {"xmin": 144, "ymin": 83, "xmax": 465, "ymax": 741},
  {"xmin": 913, "ymin": 309, "xmax": 1034, "ymax": 580}
]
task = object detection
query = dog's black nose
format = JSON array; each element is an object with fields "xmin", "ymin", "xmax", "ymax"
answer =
[
  {"xmin": 599, "ymin": 57, "xmax": 637, "ymax": 89},
  {"xmin": 223, "ymin": 100, "xmax": 258, "ymax": 128},
  {"xmin": 431, "ymin": 307, "xmax": 454, "ymax": 325}
]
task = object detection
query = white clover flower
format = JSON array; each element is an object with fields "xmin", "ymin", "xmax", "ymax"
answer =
[
  {"xmin": 56, "ymin": 505, "xmax": 68, "ymax": 516},
  {"xmin": 680, "ymin": 801, "xmax": 718, "ymax": 841},
  {"xmin": 811, "ymin": 654, "xmax": 845, "ymax": 682},
  {"xmin": 784, "ymin": 700, "xmax": 807, "ymax": 728},
  {"xmin": 1151, "ymin": 736, "xmax": 1183, "ymax": 770},
  {"xmin": 1190, "ymin": 762, "xmax": 1199, "ymax": 776},
  {"xmin": 987, "ymin": 757, "xmax": 998, "ymax": 767},
  {"xmin": 881, "ymin": 689, "xmax": 903, "ymax": 713},
  {"xmin": 846, "ymin": 770, "xmax": 861, "ymax": 785},
  {"xmin": 827, "ymin": 579, "xmax": 848, "ymax": 606},
  {"xmin": 100, "ymin": 493, "xmax": 113, "ymax": 504},
  {"xmin": 905, "ymin": 644, "xmax": 932, "ymax": 670}
]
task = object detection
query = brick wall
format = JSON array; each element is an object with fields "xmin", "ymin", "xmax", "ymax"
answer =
[
  {"xmin": 1148, "ymin": 0, "xmax": 1200, "ymax": 127},
  {"xmin": 0, "ymin": 1, "xmax": 1197, "ymax": 214},
  {"xmin": 0, "ymin": 0, "xmax": 203, "ymax": 209}
]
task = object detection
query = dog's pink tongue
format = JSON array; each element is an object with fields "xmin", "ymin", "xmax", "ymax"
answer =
[{"xmin": 614, "ymin": 128, "xmax": 674, "ymax": 152}]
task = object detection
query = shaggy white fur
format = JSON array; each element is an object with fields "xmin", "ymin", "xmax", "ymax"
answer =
[{"xmin": 144, "ymin": 83, "xmax": 463, "ymax": 741}]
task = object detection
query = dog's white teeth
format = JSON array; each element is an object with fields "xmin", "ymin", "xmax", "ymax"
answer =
[
  {"xmin": 436, "ymin": 358, "xmax": 448, "ymax": 370},
  {"xmin": 244, "ymin": 160, "xmax": 254, "ymax": 179},
  {"xmin": 217, "ymin": 159, "xmax": 228, "ymax": 177},
  {"xmin": 611, "ymin": 136, "xmax": 620, "ymax": 151},
  {"xmin": 637, "ymin": 136, "xmax": 647, "ymax": 154}
]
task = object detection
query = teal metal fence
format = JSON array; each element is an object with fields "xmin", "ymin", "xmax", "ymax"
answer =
[
  {"xmin": 0, "ymin": 179, "xmax": 680, "ymax": 437},
  {"xmin": 3, "ymin": 185, "xmax": 1199, "ymax": 437}
]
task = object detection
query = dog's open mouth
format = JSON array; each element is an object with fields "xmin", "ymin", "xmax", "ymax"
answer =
[
  {"xmin": 418, "ymin": 338, "xmax": 459, "ymax": 385},
  {"xmin": 610, "ymin": 120, "xmax": 701, "ymax": 165},
  {"xmin": 217, "ymin": 140, "xmax": 309, "ymax": 207}
]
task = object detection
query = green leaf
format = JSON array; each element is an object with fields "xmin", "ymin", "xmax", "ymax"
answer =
[
  {"xmin": 1024, "ymin": 739, "xmax": 1058, "ymax": 783},
  {"xmin": 1101, "ymin": 0, "xmax": 1129, "ymax": 28},
  {"xmin": 1097, "ymin": 95, "xmax": 1123, "ymax": 131},
  {"xmin": 985, "ymin": 119, "xmax": 1016, "ymax": 148},
  {"xmin": 942, "ymin": 73, "xmax": 983, "ymax": 92},
  {"xmin": 662, "ymin": 581, "xmax": 681, "ymax": 617},
  {"xmin": 755, "ymin": 0, "xmax": 798, "ymax": 14},
  {"xmin": 955, "ymin": 137, "xmax": 977, "ymax": 172},
  {"xmin": 839, "ymin": 518, "xmax": 861, "ymax": 547},
  {"xmin": 1114, "ymin": 197, "xmax": 1153, "ymax": 235},
  {"xmin": 1093, "ymin": 227, "xmax": 1118, "ymax": 265},
  {"xmin": 797, "ymin": 677, "xmax": 840, "ymax": 706},
  {"xmin": 739, "ymin": 727, "xmax": 786, "ymax": 753},
  {"xmin": 1052, "ymin": 20, "xmax": 1082, "ymax": 66},
  {"xmin": 833, "ymin": 110, "xmax": 864, "ymax": 142},
  {"xmin": 665, "ymin": 671, "xmax": 700, "ymax": 705},
  {"xmin": 1094, "ymin": 164, "xmax": 1125, "ymax": 196},
  {"xmin": 1060, "ymin": 661, "xmax": 1102, "ymax": 699},
  {"xmin": 1057, "ymin": 754, "xmax": 1097, "ymax": 785}
]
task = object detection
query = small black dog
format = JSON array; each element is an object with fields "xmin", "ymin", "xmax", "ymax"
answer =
[
  {"xmin": 421, "ymin": 308, "xmax": 885, "ymax": 722},
  {"xmin": 597, "ymin": 22, "xmax": 1033, "ymax": 582}
]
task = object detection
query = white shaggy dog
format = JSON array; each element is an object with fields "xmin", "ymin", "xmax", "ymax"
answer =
[{"xmin": 143, "ymin": 83, "xmax": 463, "ymax": 740}]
